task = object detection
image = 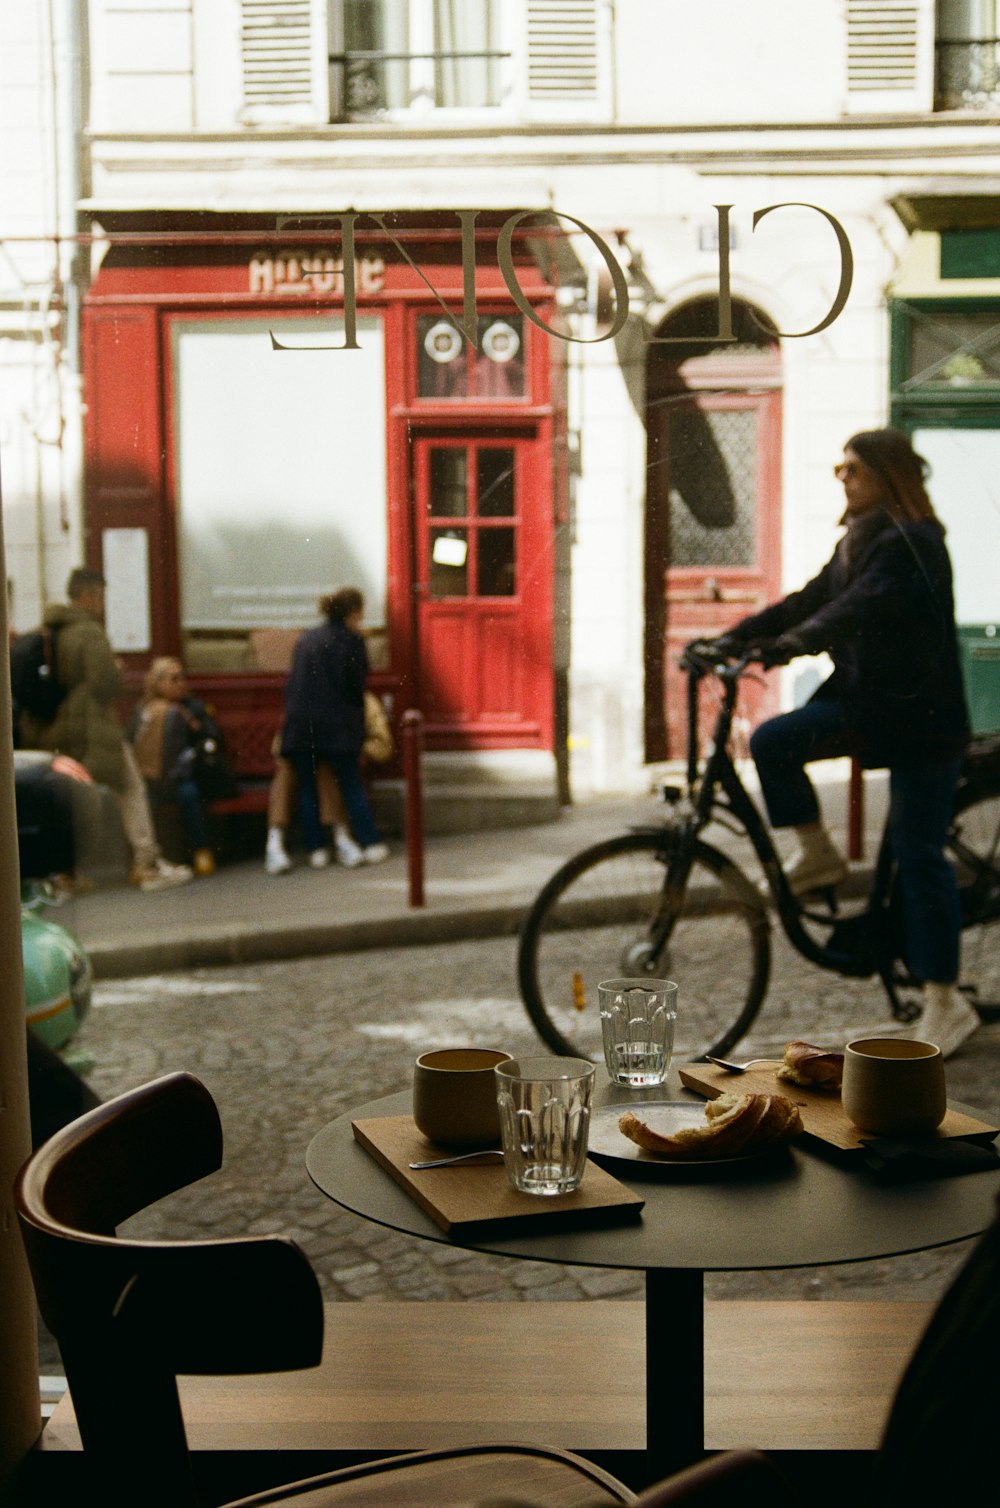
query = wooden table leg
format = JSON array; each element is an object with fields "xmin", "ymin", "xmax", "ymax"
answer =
[{"xmin": 645, "ymin": 1267, "xmax": 704, "ymax": 1486}]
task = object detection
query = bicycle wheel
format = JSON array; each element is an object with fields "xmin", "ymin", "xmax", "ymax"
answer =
[
  {"xmin": 950, "ymin": 778, "xmax": 1000, "ymax": 1019},
  {"xmin": 517, "ymin": 831, "xmax": 771, "ymax": 1062}
]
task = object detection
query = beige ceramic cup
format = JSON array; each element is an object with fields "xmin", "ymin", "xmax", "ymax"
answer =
[
  {"xmin": 842, "ymin": 1037, "xmax": 947, "ymax": 1136},
  {"xmin": 412, "ymin": 1048, "xmax": 513, "ymax": 1148}
]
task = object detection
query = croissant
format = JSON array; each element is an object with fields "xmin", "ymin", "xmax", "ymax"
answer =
[
  {"xmin": 619, "ymin": 1092, "xmax": 802, "ymax": 1160},
  {"xmin": 776, "ymin": 1039, "xmax": 844, "ymax": 1089}
]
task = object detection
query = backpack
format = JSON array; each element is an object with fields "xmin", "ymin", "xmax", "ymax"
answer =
[{"xmin": 10, "ymin": 625, "xmax": 66, "ymax": 735}]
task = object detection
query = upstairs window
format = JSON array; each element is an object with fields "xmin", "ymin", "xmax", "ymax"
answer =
[
  {"xmin": 331, "ymin": 0, "xmax": 509, "ymax": 117},
  {"xmin": 936, "ymin": 0, "xmax": 1000, "ymax": 108}
]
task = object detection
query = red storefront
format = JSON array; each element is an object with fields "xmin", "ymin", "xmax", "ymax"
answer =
[{"xmin": 81, "ymin": 216, "xmax": 560, "ymax": 793}]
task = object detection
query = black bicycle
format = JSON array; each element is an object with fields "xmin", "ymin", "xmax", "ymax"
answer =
[{"xmin": 518, "ymin": 641, "xmax": 1000, "ymax": 1063}]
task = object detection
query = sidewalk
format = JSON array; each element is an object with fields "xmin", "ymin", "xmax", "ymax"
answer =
[{"xmin": 53, "ymin": 762, "xmax": 890, "ymax": 978}]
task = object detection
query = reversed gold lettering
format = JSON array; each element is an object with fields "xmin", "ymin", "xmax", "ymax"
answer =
[
  {"xmin": 751, "ymin": 203, "xmax": 853, "ymax": 337},
  {"xmin": 497, "ymin": 210, "xmax": 630, "ymax": 344},
  {"xmin": 646, "ymin": 206, "xmax": 735, "ymax": 344}
]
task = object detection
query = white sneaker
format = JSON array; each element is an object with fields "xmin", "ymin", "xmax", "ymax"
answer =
[
  {"xmin": 309, "ymin": 848, "xmax": 332, "ymax": 869},
  {"xmin": 361, "ymin": 843, "xmax": 390, "ymax": 864},
  {"xmin": 917, "ymin": 989, "xmax": 981, "ymax": 1059},
  {"xmin": 786, "ymin": 848, "xmax": 848, "ymax": 897},
  {"xmin": 135, "ymin": 859, "xmax": 194, "ymax": 893},
  {"xmin": 265, "ymin": 845, "xmax": 292, "ymax": 876},
  {"xmin": 335, "ymin": 832, "xmax": 364, "ymax": 868}
]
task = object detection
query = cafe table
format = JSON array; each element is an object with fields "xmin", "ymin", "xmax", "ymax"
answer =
[{"xmin": 306, "ymin": 1076, "xmax": 1000, "ymax": 1484}]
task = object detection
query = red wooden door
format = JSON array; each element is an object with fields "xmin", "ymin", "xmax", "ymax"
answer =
[
  {"xmin": 649, "ymin": 388, "xmax": 783, "ymax": 759},
  {"xmin": 412, "ymin": 433, "xmax": 551, "ymax": 748}
]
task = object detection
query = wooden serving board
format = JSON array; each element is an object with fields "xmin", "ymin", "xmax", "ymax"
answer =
[
  {"xmin": 678, "ymin": 1064, "xmax": 1000, "ymax": 1154},
  {"xmin": 352, "ymin": 1116, "xmax": 644, "ymax": 1236}
]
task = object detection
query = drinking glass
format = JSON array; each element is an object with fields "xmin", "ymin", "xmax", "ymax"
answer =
[
  {"xmin": 599, "ymin": 978, "xmax": 677, "ymax": 1087},
  {"xmin": 494, "ymin": 1056, "xmax": 595, "ymax": 1195}
]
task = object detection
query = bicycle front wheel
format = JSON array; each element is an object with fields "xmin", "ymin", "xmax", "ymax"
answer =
[
  {"xmin": 951, "ymin": 778, "xmax": 1000, "ymax": 1018},
  {"xmin": 517, "ymin": 831, "xmax": 771, "ymax": 1062}
]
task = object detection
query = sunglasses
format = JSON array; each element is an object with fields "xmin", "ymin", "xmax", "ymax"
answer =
[{"xmin": 833, "ymin": 461, "xmax": 863, "ymax": 481}]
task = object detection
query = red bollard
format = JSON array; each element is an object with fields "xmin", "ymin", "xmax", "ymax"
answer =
[
  {"xmin": 402, "ymin": 709, "xmax": 425, "ymax": 908},
  {"xmin": 848, "ymin": 756, "xmax": 864, "ymax": 862}
]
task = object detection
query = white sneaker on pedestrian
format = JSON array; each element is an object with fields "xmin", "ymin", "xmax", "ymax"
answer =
[
  {"xmin": 361, "ymin": 842, "xmax": 390, "ymax": 864},
  {"xmin": 335, "ymin": 831, "xmax": 364, "ymax": 868},
  {"xmin": 265, "ymin": 845, "xmax": 292, "ymax": 876},
  {"xmin": 309, "ymin": 847, "xmax": 332, "ymax": 869},
  {"xmin": 133, "ymin": 859, "xmax": 194, "ymax": 893},
  {"xmin": 917, "ymin": 984, "xmax": 981, "ymax": 1059}
]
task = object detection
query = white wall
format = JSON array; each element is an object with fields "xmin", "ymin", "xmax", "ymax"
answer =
[{"xmin": 0, "ymin": 2, "xmax": 84, "ymax": 627}]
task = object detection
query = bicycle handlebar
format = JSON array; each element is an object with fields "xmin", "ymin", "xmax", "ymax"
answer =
[{"xmin": 679, "ymin": 640, "xmax": 759, "ymax": 679}]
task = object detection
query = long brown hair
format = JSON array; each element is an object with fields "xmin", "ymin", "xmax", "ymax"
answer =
[{"xmin": 845, "ymin": 428, "xmax": 937, "ymax": 523}]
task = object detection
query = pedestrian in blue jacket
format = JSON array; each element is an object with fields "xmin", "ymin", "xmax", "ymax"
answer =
[
  {"xmin": 718, "ymin": 428, "xmax": 974, "ymax": 1056},
  {"xmin": 280, "ymin": 587, "xmax": 389, "ymax": 869}
]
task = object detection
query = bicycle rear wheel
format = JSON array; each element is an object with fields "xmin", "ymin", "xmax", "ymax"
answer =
[
  {"xmin": 517, "ymin": 831, "xmax": 771, "ymax": 1062},
  {"xmin": 951, "ymin": 778, "xmax": 1000, "ymax": 1019}
]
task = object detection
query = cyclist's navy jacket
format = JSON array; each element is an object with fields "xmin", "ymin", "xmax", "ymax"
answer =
[{"xmin": 731, "ymin": 513, "xmax": 970, "ymax": 768}]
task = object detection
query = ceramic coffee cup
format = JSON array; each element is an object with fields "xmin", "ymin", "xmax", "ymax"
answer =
[
  {"xmin": 412, "ymin": 1047, "xmax": 513, "ymax": 1148},
  {"xmin": 842, "ymin": 1037, "xmax": 947, "ymax": 1136}
]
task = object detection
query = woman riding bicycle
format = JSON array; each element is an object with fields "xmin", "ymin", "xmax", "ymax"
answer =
[{"xmin": 714, "ymin": 428, "xmax": 975, "ymax": 1057}]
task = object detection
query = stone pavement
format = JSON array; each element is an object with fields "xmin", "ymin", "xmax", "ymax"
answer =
[{"xmin": 56, "ymin": 759, "xmax": 890, "ymax": 979}]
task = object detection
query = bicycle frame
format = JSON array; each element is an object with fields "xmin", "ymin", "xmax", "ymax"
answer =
[{"xmin": 657, "ymin": 650, "xmax": 898, "ymax": 981}]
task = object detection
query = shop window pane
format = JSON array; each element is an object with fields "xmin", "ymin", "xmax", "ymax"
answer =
[
  {"xmin": 477, "ymin": 527, "xmax": 516, "ymax": 596},
  {"xmin": 477, "ymin": 448, "xmax": 514, "ymax": 516},
  {"xmin": 172, "ymin": 316, "xmax": 387, "ymax": 662},
  {"xmin": 429, "ymin": 449, "xmax": 468, "ymax": 516},
  {"xmin": 417, "ymin": 314, "xmax": 525, "ymax": 399},
  {"xmin": 430, "ymin": 528, "xmax": 468, "ymax": 596},
  {"xmin": 906, "ymin": 309, "xmax": 1000, "ymax": 386},
  {"xmin": 667, "ymin": 407, "xmax": 757, "ymax": 569}
]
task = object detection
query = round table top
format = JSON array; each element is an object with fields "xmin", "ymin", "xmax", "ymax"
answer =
[{"xmin": 306, "ymin": 1086, "xmax": 1000, "ymax": 1275}]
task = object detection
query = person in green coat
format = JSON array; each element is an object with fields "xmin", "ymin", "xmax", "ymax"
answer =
[{"xmin": 20, "ymin": 568, "xmax": 193, "ymax": 892}]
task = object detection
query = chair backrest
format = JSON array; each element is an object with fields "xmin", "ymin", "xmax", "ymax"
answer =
[
  {"xmin": 15, "ymin": 1071, "xmax": 324, "ymax": 1508},
  {"xmin": 877, "ymin": 1187, "xmax": 1000, "ymax": 1505}
]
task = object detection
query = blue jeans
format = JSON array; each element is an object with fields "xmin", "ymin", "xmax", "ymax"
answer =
[
  {"xmin": 287, "ymin": 750, "xmax": 381, "ymax": 852},
  {"xmin": 175, "ymin": 778, "xmax": 209, "ymax": 852},
  {"xmin": 749, "ymin": 701, "xmax": 963, "ymax": 984}
]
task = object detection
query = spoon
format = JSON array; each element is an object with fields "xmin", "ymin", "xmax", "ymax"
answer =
[
  {"xmin": 706, "ymin": 1056, "xmax": 782, "ymax": 1074},
  {"xmin": 408, "ymin": 1149, "xmax": 505, "ymax": 1169}
]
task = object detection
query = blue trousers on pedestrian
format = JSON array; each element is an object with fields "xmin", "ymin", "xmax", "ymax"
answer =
[
  {"xmin": 175, "ymin": 778, "xmax": 209, "ymax": 851},
  {"xmin": 287, "ymin": 749, "xmax": 381, "ymax": 852},
  {"xmin": 749, "ymin": 699, "xmax": 963, "ymax": 985}
]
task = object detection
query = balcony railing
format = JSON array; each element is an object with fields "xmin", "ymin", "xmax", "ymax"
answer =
[{"xmin": 936, "ymin": 38, "xmax": 1000, "ymax": 110}]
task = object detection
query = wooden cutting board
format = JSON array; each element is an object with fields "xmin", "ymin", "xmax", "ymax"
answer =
[
  {"xmin": 679, "ymin": 1063, "xmax": 1000, "ymax": 1153},
  {"xmin": 352, "ymin": 1116, "xmax": 645, "ymax": 1236}
]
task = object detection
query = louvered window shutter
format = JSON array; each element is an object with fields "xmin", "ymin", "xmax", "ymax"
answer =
[
  {"xmin": 524, "ymin": 0, "xmax": 611, "ymax": 118},
  {"xmin": 845, "ymin": 0, "xmax": 935, "ymax": 113},
  {"xmin": 240, "ymin": 0, "xmax": 329, "ymax": 122}
]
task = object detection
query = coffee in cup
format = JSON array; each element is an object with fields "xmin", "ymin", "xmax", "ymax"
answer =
[{"xmin": 842, "ymin": 1037, "xmax": 946, "ymax": 1136}]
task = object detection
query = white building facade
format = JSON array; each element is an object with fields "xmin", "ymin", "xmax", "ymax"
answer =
[{"xmin": 4, "ymin": 0, "xmax": 1000, "ymax": 797}]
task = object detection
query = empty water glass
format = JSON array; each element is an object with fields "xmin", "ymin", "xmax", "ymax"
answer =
[
  {"xmin": 599, "ymin": 978, "xmax": 677, "ymax": 1087},
  {"xmin": 494, "ymin": 1056, "xmax": 595, "ymax": 1195}
]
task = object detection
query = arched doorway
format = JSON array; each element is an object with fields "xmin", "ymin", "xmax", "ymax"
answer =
[{"xmin": 644, "ymin": 297, "xmax": 783, "ymax": 760}]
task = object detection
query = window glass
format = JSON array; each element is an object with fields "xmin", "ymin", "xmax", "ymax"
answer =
[
  {"xmin": 477, "ymin": 448, "xmax": 515, "ymax": 516},
  {"xmin": 667, "ymin": 407, "xmax": 758, "ymax": 569},
  {"xmin": 429, "ymin": 528, "xmax": 469, "ymax": 595},
  {"xmin": 429, "ymin": 449, "xmax": 468, "ymax": 516},
  {"xmin": 172, "ymin": 316, "xmax": 387, "ymax": 669},
  {"xmin": 417, "ymin": 314, "xmax": 526, "ymax": 399},
  {"xmin": 477, "ymin": 526, "xmax": 516, "ymax": 596}
]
